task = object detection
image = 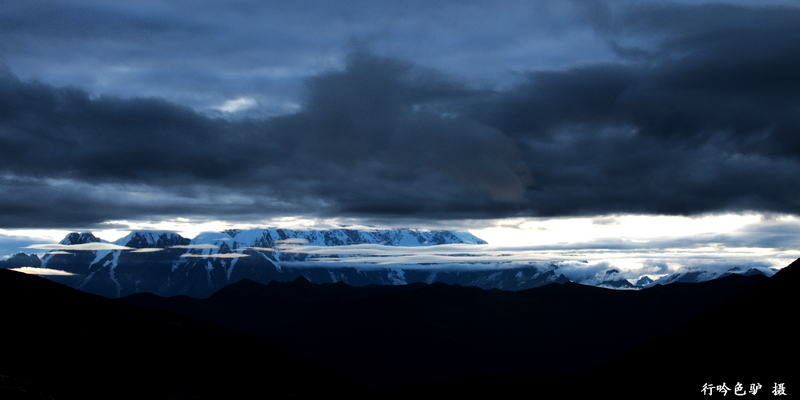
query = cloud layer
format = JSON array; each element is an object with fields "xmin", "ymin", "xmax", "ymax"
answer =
[{"xmin": 1, "ymin": 1, "xmax": 799, "ymax": 229}]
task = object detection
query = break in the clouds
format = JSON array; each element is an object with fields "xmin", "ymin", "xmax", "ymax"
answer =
[{"xmin": 1, "ymin": 1, "xmax": 800, "ymax": 231}]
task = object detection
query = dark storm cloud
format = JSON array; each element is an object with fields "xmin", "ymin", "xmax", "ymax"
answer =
[
  {"xmin": 0, "ymin": 53, "xmax": 533, "ymax": 227},
  {"xmin": 0, "ymin": 1, "xmax": 601, "ymax": 113},
  {"xmin": 0, "ymin": 67, "xmax": 263, "ymax": 183},
  {"xmin": 473, "ymin": 2, "xmax": 800, "ymax": 216},
  {"xmin": 0, "ymin": 1, "xmax": 338, "ymax": 112},
  {"xmin": 1, "ymin": 1, "xmax": 799, "ymax": 228},
  {"xmin": 281, "ymin": 53, "xmax": 532, "ymax": 201},
  {"xmin": 573, "ymin": 2, "xmax": 800, "ymax": 151}
]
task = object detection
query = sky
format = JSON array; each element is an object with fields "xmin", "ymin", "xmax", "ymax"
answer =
[{"xmin": 1, "ymin": 0, "xmax": 800, "ymax": 274}]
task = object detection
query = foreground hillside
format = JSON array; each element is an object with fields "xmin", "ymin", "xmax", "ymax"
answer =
[
  {"xmin": 0, "ymin": 269, "xmax": 361, "ymax": 400},
  {"xmin": 119, "ymin": 268, "xmax": 778, "ymax": 391},
  {"xmin": 1, "ymin": 259, "xmax": 794, "ymax": 399}
]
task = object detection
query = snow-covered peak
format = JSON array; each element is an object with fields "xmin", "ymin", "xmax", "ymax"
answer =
[
  {"xmin": 194, "ymin": 227, "xmax": 487, "ymax": 248},
  {"xmin": 191, "ymin": 231, "xmax": 237, "ymax": 246},
  {"xmin": 635, "ymin": 276, "xmax": 654, "ymax": 287},
  {"xmin": 114, "ymin": 231, "xmax": 190, "ymax": 248},
  {"xmin": 449, "ymin": 230, "xmax": 488, "ymax": 245},
  {"xmin": 60, "ymin": 232, "xmax": 101, "ymax": 245}
]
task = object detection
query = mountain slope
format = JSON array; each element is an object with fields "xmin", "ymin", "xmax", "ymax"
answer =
[
  {"xmin": 0, "ymin": 268, "xmax": 363, "ymax": 400},
  {"xmin": 2, "ymin": 259, "xmax": 792, "ymax": 399},
  {"xmin": 397, "ymin": 259, "xmax": 797, "ymax": 399},
  {"xmin": 120, "ymin": 262, "xmax": 775, "ymax": 390},
  {"xmin": 564, "ymin": 257, "xmax": 797, "ymax": 398}
]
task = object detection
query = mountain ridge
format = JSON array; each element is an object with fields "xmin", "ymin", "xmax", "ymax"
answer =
[
  {"xmin": 119, "ymin": 266, "xmax": 774, "ymax": 389},
  {"xmin": 0, "ymin": 268, "xmax": 364, "ymax": 400},
  {"xmin": 0, "ymin": 258, "xmax": 793, "ymax": 399},
  {"xmin": 4, "ymin": 228, "xmax": 777, "ymax": 298}
]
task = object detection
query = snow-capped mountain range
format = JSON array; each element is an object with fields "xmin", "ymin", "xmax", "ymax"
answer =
[{"xmin": 2, "ymin": 228, "xmax": 777, "ymax": 298}]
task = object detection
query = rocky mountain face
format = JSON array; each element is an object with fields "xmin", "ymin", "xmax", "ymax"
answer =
[
  {"xmin": 117, "ymin": 231, "xmax": 190, "ymax": 248},
  {"xmin": 0, "ymin": 252, "xmax": 41, "ymax": 269},
  {"xmin": 60, "ymin": 232, "xmax": 101, "ymax": 245}
]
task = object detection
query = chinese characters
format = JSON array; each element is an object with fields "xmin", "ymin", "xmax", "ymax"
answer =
[{"xmin": 702, "ymin": 382, "xmax": 786, "ymax": 396}]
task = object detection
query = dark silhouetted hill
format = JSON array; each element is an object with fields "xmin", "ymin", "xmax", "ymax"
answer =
[
  {"xmin": 394, "ymin": 259, "xmax": 797, "ymax": 399},
  {"xmin": 121, "ymin": 260, "xmax": 789, "ymax": 397},
  {"xmin": 4, "ymin": 257, "xmax": 793, "ymax": 399},
  {"xmin": 0, "ymin": 268, "xmax": 363, "ymax": 400}
]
